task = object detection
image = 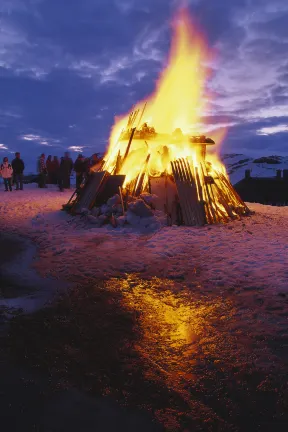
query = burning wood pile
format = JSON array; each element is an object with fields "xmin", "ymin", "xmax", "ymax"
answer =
[{"xmin": 63, "ymin": 8, "xmax": 250, "ymax": 227}]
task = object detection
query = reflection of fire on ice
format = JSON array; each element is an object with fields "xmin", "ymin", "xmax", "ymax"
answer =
[{"xmin": 99, "ymin": 8, "xmax": 250, "ymax": 225}]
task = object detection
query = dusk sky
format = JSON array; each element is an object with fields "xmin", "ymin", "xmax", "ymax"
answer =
[{"xmin": 0, "ymin": 0, "xmax": 288, "ymax": 172}]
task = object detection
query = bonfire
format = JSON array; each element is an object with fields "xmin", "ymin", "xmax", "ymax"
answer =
[{"xmin": 65, "ymin": 8, "xmax": 250, "ymax": 227}]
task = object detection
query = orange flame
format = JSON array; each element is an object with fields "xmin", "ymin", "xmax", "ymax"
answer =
[{"xmin": 103, "ymin": 8, "xmax": 227, "ymax": 187}]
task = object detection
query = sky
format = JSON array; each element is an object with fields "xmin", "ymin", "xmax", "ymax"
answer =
[{"xmin": 0, "ymin": 0, "xmax": 288, "ymax": 173}]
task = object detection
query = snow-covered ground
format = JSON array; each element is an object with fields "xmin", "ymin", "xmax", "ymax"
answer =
[{"xmin": 0, "ymin": 184, "xmax": 288, "ymax": 294}]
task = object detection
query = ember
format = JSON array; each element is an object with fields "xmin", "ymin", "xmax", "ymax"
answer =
[{"xmin": 65, "ymin": 8, "xmax": 250, "ymax": 226}]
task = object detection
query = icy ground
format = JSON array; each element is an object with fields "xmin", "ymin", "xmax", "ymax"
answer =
[{"xmin": 0, "ymin": 184, "xmax": 288, "ymax": 294}]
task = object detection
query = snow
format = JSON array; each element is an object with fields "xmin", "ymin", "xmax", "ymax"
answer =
[
  {"xmin": 0, "ymin": 183, "xmax": 288, "ymax": 295},
  {"xmin": 221, "ymin": 153, "xmax": 288, "ymax": 184}
]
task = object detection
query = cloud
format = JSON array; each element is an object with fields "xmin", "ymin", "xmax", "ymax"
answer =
[
  {"xmin": 257, "ymin": 124, "xmax": 288, "ymax": 135},
  {"xmin": 20, "ymin": 133, "xmax": 61, "ymax": 147},
  {"xmin": 68, "ymin": 146, "xmax": 87, "ymax": 153}
]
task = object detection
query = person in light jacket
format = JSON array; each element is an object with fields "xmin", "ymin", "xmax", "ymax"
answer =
[{"xmin": 0, "ymin": 157, "xmax": 13, "ymax": 191}]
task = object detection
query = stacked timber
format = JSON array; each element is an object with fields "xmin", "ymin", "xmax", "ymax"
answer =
[{"xmin": 171, "ymin": 157, "xmax": 250, "ymax": 225}]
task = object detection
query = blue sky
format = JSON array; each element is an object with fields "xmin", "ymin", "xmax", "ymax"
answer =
[{"xmin": 0, "ymin": 0, "xmax": 288, "ymax": 172}]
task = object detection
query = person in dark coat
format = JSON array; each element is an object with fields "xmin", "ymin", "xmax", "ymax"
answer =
[
  {"xmin": 61, "ymin": 152, "xmax": 73, "ymax": 189},
  {"xmin": 58, "ymin": 157, "xmax": 65, "ymax": 192},
  {"xmin": 38, "ymin": 154, "xmax": 47, "ymax": 188},
  {"xmin": 73, "ymin": 154, "xmax": 86, "ymax": 189},
  {"xmin": 11, "ymin": 152, "xmax": 25, "ymax": 190},
  {"xmin": 51, "ymin": 156, "xmax": 60, "ymax": 184},
  {"xmin": 89, "ymin": 153, "xmax": 103, "ymax": 174},
  {"xmin": 46, "ymin": 155, "xmax": 52, "ymax": 184}
]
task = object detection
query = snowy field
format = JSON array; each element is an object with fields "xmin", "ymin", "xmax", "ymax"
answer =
[{"xmin": 0, "ymin": 183, "xmax": 288, "ymax": 294}]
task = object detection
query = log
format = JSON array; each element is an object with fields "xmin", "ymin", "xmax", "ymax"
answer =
[
  {"xmin": 177, "ymin": 159, "xmax": 196, "ymax": 225},
  {"xmin": 218, "ymin": 171, "xmax": 250, "ymax": 214},
  {"xmin": 200, "ymin": 163, "xmax": 217, "ymax": 223},
  {"xmin": 180, "ymin": 158, "xmax": 201, "ymax": 225},
  {"xmin": 136, "ymin": 102, "xmax": 147, "ymax": 129},
  {"xmin": 213, "ymin": 181, "xmax": 237, "ymax": 220},
  {"xmin": 133, "ymin": 153, "xmax": 151, "ymax": 196},
  {"xmin": 113, "ymin": 150, "xmax": 122, "ymax": 175},
  {"xmin": 119, "ymin": 186, "xmax": 125, "ymax": 215},
  {"xmin": 122, "ymin": 127, "xmax": 136, "ymax": 163},
  {"xmin": 171, "ymin": 161, "xmax": 190, "ymax": 225},
  {"xmin": 184, "ymin": 159, "xmax": 206, "ymax": 226},
  {"xmin": 177, "ymin": 160, "xmax": 196, "ymax": 225}
]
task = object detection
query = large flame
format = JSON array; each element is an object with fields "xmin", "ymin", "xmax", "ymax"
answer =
[{"xmin": 103, "ymin": 8, "xmax": 227, "ymax": 188}]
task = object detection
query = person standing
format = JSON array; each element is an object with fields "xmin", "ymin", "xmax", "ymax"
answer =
[
  {"xmin": 73, "ymin": 154, "xmax": 86, "ymax": 189},
  {"xmin": 89, "ymin": 153, "xmax": 103, "ymax": 173},
  {"xmin": 58, "ymin": 157, "xmax": 65, "ymax": 192},
  {"xmin": 38, "ymin": 153, "xmax": 47, "ymax": 188},
  {"xmin": 51, "ymin": 156, "xmax": 60, "ymax": 184},
  {"xmin": 46, "ymin": 155, "xmax": 52, "ymax": 184},
  {"xmin": 61, "ymin": 152, "xmax": 73, "ymax": 189},
  {"xmin": 12, "ymin": 152, "xmax": 25, "ymax": 190},
  {"xmin": 0, "ymin": 157, "xmax": 13, "ymax": 191}
]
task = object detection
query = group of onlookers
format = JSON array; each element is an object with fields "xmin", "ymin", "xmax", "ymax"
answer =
[
  {"xmin": 37, "ymin": 152, "xmax": 102, "ymax": 191},
  {"xmin": 0, "ymin": 152, "xmax": 25, "ymax": 191},
  {"xmin": 1, "ymin": 151, "xmax": 102, "ymax": 192}
]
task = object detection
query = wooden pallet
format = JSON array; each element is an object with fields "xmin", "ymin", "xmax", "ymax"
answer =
[{"xmin": 171, "ymin": 159, "xmax": 206, "ymax": 226}]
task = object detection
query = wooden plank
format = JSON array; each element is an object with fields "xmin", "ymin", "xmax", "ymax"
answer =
[
  {"xmin": 134, "ymin": 153, "xmax": 151, "ymax": 196},
  {"xmin": 210, "ymin": 183, "xmax": 230, "ymax": 222},
  {"xmin": 119, "ymin": 186, "xmax": 124, "ymax": 215},
  {"xmin": 200, "ymin": 162, "xmax": 218, "ymax": 223},
  {"xmin": 182, "ymin": 158, "xmax": 204, "ymax": 225},
  {"xmin": 122, "ymin": 127, "xmax": 136, "ymax": 163},
  {"xmin": 171, "ymin": 161, "xmax": 190, "ymax": 225},
  {"xmin": 196, "ymin": 164, "xmax": 212, "ymax": 224},
  {"xmin": 71, "ymin": 171, "xmax": 107, "ymax": 214},
  {"xmin": 113, "ymin": 150, "xmax": 122, "ymax": 175},
  {"xmin": 213, "ymin": 182, "xmax": 236, "ymax": 220},
  {"xmin": 172, "ymin": 160, "xmax": 197, "ymax": 226},
  {"xmin": 178, "ymin": 159, "xmax": 198, "ymax": 225},
  {"xmin": 185, "ymin": 160, "xmax": 206, "ymax": 226},
  {"xmin": 217, "ymin": 171, "xmax": 250, "ymax": 214},
  {"xmin": 94, "ymin": 174, "xmax": 126, "ymax": 207},
  {"xmin": 175, "ymin": 160, "xmax": 195, "ymax": 225},
  {"xmin": 136, "ymin": 102, "xmax": 147, "ymax": 128}
]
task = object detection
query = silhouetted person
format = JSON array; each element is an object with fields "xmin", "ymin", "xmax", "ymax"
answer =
[
  {"xmin": 51, "ymin": 156, "xmax": 59, "ymax": 184},
  {"xmin": 61, "ymin": 152, "xmax": 73, "ymax": 189},
  {"xmin": 38, "ymin": 153, "xmax": 47, "ymax": 188},
  {"xmin": 74, "ymin": 154, "xmax": 86, "ymax": 189},
  {"xmin": 12, "ymin": 152, "xmax": 25, "ymax": 190},
  {"xmin": 46, "ymin": 155, "xmax": 52, "ymax": 184},
  {"xmin": 0, "ymin": 157, "xmax": 13, "ymax": 191},
  {"xmin": 89, "ymin": 153, "xmax": 103, "ymax": 173}
]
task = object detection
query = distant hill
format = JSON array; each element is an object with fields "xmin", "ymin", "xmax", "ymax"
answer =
[{"xmin": 221, "ymin": 154, "xmax": 288, "ymax": 185}]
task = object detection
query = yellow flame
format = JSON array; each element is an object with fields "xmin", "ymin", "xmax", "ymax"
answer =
[{"xmin": 103, "ymin": 8, "xmax": 227, "ymax": 187}]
